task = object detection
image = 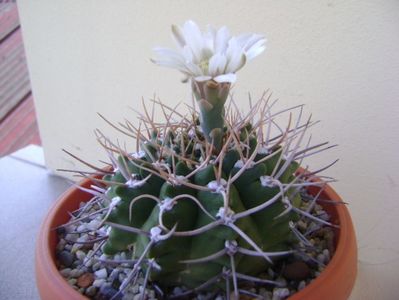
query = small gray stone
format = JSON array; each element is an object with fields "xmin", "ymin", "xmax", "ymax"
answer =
[
  {"xmin": 58, "ymin": 251, "xmax": 74, "ymax": 267},
  {"xmin": 92, "ymin": 262, "xmax": 102, "ymax": 271},
  {"xmin": 76, "ymin": 250, "xmax": 86, "ymax": 261},
  {"xmin": 85, "ymin": 286, "xmax": 97, "ymax": 297},
  {"xmin": 60, "ymin": 268, "xmax": 72, "ymax": 277},
  {"xmin": 70, "ymin": 269, "xmax": 82, "ymax": 278},
  {"xmin": 97, "ymin": 285, "xmax": 122, "ymax": 300},
  {"xmin": 65, "ymin": 233, "xmax": 78, "ymax": 243}
]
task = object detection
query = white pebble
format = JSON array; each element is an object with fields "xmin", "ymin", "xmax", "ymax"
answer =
[
  {"xmin": 65, "ymin": 225, "xmax": 76, "ymax": 233},
  {"xmin": 93, "ymin": 279, "xmax": 106, "ymax": 288},
  {"xmin": 272, "ymin": 288, "xmax": 290, "ymax": 300},
  {"xmin": 114, "ymin": 254, "xmax": 121, "ymax": 261},
  {"xmin": 95, "ymin": 268, "xmax": 108, "ymax": 279},
  {"xmin": 323, "ymin": 249, "xmax": 330, "ymax": 261},
  {"xmin": 317, "ymin": 253, "xmax": 326, "ymax": 264},
  {"xmin": 87, "ymin": 220, "xmax": 101, "ymax": 231},
  {"xmin": 133, "ymin": 295, "xmax": 141, "ymax": 300},
  {"xmin": 75, "ymin": 250, "xmax": 86, "ymax": 261},
  {"xmin": 99, "ymin": 254, "xmax": 109, "ymax": 260},
  {"xmin": 77, "ymin": 224, "xmax": 87, "ymax": 232},
  {"xmin": 64, "ymin": 234, "xmax": 78, "ymax": 242},
  {"xmin": 77, "ymin": 234, "xmax": 89, "ymax": 243},
  {"xmin": 298, "ymin": 280, "xmax": 306, "ymax": 291},
  {"xmin": 119, "ymin": 273, "xmax": 127, "ymax": 283},
  {"xmin": 71, "ymin": 243, "xmax": 83, "ymax": 253}
]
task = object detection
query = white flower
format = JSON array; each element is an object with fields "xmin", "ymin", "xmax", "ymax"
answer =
[{"xmin": 152, "ymin": 20, "xmax": 266, "ymax": 83}]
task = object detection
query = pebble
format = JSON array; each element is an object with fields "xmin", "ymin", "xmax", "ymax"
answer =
[
  {"xmin": 60, "ymin": 268, "xmax": 71, "ymax": 277},
  {"xmin": 75, "ymin": 250, "xmax": 86, "ymax": 261},
  {"xmin": 97, "ymin": 285, "xmax": 122, "ymax": 300},
  {"xmin": 323, "ymin": 249, "xmax": 330, "ymax": 261},
  {"xmin": 77, "ymin": 273, "xmax": 94, "ymax": 288},
  {"xmin": 57, "ymin": 251, "xmax": 74, "ymax": 267},
  {"xmin": 317, "ymin": 253, "xmax": 326, "ymax": 264},
  {"xmin": 298, "ymin": 280, "xmax": 306, "ymax": 291},
  {"xmin": 85, "ymin": 286, "xmax": 97, "ymax": 297},
  {"xmin": 95, "ymin": 268, "xmax": 108, "ymax": 279},
  {"xmin": 77, "ymin": 234, "xmax": 89, "ymax": 243},
  {"xmin": 118, "ymin": 273, "xmax": 127, "ymax": 283},
  {"xmin": 92, "ymin": 262, "xmax": 102, "ymax": 271},
  {"xmin": 109, "ymin": 268, "xmax": 120, "ymax": 281},
  {"xmin": 65, "ymin": 224, "xmax": 76, "ymax": 233},
  {"xmin": 87, "ymin": 219, "xmax": 101, "ymax": 231},
  {"xmin": 272, "ymin": 288, "xmax": 290, "ymax": 300},
  {"xmin": 67, "ymin": 278, "xmax": 77, "ymax": 285},
  {"xmin": 283, "ymin": 261, "xmax": 311, "ymax": 281},
  {"xmin": 93, "ymin": 278, "xmax": 106, "ymax": 288},
  {"xmin": 77, "ymin": 224, "xmax": 87, "ymax": 232},
  {"xmin": 70, "ymin": 268, "xmax": 83, "ymax": 278},
  {"xmin": 65, "ymin": 233, "xmax": 78, "ymax": 243}
]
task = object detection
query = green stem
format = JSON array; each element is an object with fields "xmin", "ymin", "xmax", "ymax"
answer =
[{"xmin": 192, "ymin": 80, "xmax": 230, "ymax": 153}]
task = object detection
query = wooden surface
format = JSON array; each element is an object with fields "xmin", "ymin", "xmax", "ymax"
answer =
[{"xmin": 0, "ymin": 2, "xmax": 41, "ymax": 157}]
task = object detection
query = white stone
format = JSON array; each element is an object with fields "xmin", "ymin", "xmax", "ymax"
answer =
[
  {"xmin": 94, "ymin": 268, "xmax": 108, "ymax": 279},
  {"xmin": 93, "ymin": 279, "xmax": 106, "ymax": 288},
  {"xmin": 75, "ymin": 250, "xmax": 86, "ymax": 261}
]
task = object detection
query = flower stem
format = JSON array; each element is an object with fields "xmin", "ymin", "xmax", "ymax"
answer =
[{"xmin": 192, "ymin": 80, "xmax": 230, "ymax": 153}]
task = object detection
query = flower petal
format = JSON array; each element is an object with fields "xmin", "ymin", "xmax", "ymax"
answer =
[
  {"xmin": 194, "ymin": 75, "xmax": 212, "ymax": 82},
  {"xmin": 214, "ymin": 26, "xmax": 230, "ymax": 54},
  {"xmin": 214, "ymin": 73, "xmax": 237, "ymax": 83},
  {"xmin": 183, "ymin": 20, "xmax": 204, "ymax": 62},
  {"xmin": 153, "ymin": 47, "xmax": 185, "ymax": 64},
  {"xmin": 225, "ymin": 38, "xmax": 246, "ymax": 73},
  {"xmin": 245, "ymin": 43, "xmax": 266, "ymax": 61},
  {"xmin": 171, "ymin": 24, "xmax": 186, "ymax": 48},
  {"xmin": 208, "ymin": 53, "xmax": 226, "ymax": 77}
]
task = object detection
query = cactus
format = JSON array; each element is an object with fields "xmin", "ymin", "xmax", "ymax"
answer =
[{"xmin": 64, "ymin": 21, "xmax": 337, "ymax": 299}]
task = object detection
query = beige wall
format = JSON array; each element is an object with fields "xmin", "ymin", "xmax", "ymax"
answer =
[{"xmin": 18, "ymin": 1, "xmax": 399, "ymax": 298}]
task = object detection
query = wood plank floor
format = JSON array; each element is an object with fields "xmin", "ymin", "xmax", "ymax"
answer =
[{"xmin": 0, "ymin": 2, "xmax": 41, "ymax": 157}]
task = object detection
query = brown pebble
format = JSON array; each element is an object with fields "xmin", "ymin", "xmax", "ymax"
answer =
[
  {"xmin": 283, "ymin": 261, "xmax": 311, "ymax": 281},
  {"xmin": 77, "ymin": 273, "xmax": 94, "ymax": 288}
]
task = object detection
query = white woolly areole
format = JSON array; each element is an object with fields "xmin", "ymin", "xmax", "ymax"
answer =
[
  {"xmin": 131, "ymin": 150, "xmax": 146, "ymax": 159},
  {"xmin": 159, "ymin": 197, "xmax": 175, "ymax": 212},
  {"xmin": 234, "ymin": 159, "xmax": 255, "ymax": 169},
  {"xmin": 207, "ymin": 179, "xmax": 227, "ymax": 193},
  {"xmin": 225, "ymin": 240, "xmax": 238, "ymax": 255},
  {"xmin": 126, "ymin": 175, "xmax": 146, "ymax": 188},
  {"xmin": 150, "ymin": 227, "xmax": 163, "ymax": 242},
  {"xmin": 258, "ymin": 146, "xmax": 270, "ymax": 155},
  {"xmin": 170, "ymin": 175, "xmax": 187, "ymax": 186},
  {"xmin": 260, "ymin": 175, "xmax": 278, "ymax": 187},
  {"xmin": 110, "ymin": 196, "xmax": 121, "ymax": 209},
  {"xmin": 216, "ymin": 206, "xmax": 235, "ymax": 224}
]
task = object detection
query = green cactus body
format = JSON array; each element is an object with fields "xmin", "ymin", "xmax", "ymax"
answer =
[{"xmin": 98, "ymin": 89, "xmax": 308, "ymax": 293}]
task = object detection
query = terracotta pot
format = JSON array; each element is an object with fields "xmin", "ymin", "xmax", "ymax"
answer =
[{"xmin": 35, "ymin": 176, "xmax": 357, "ymax": 300}]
